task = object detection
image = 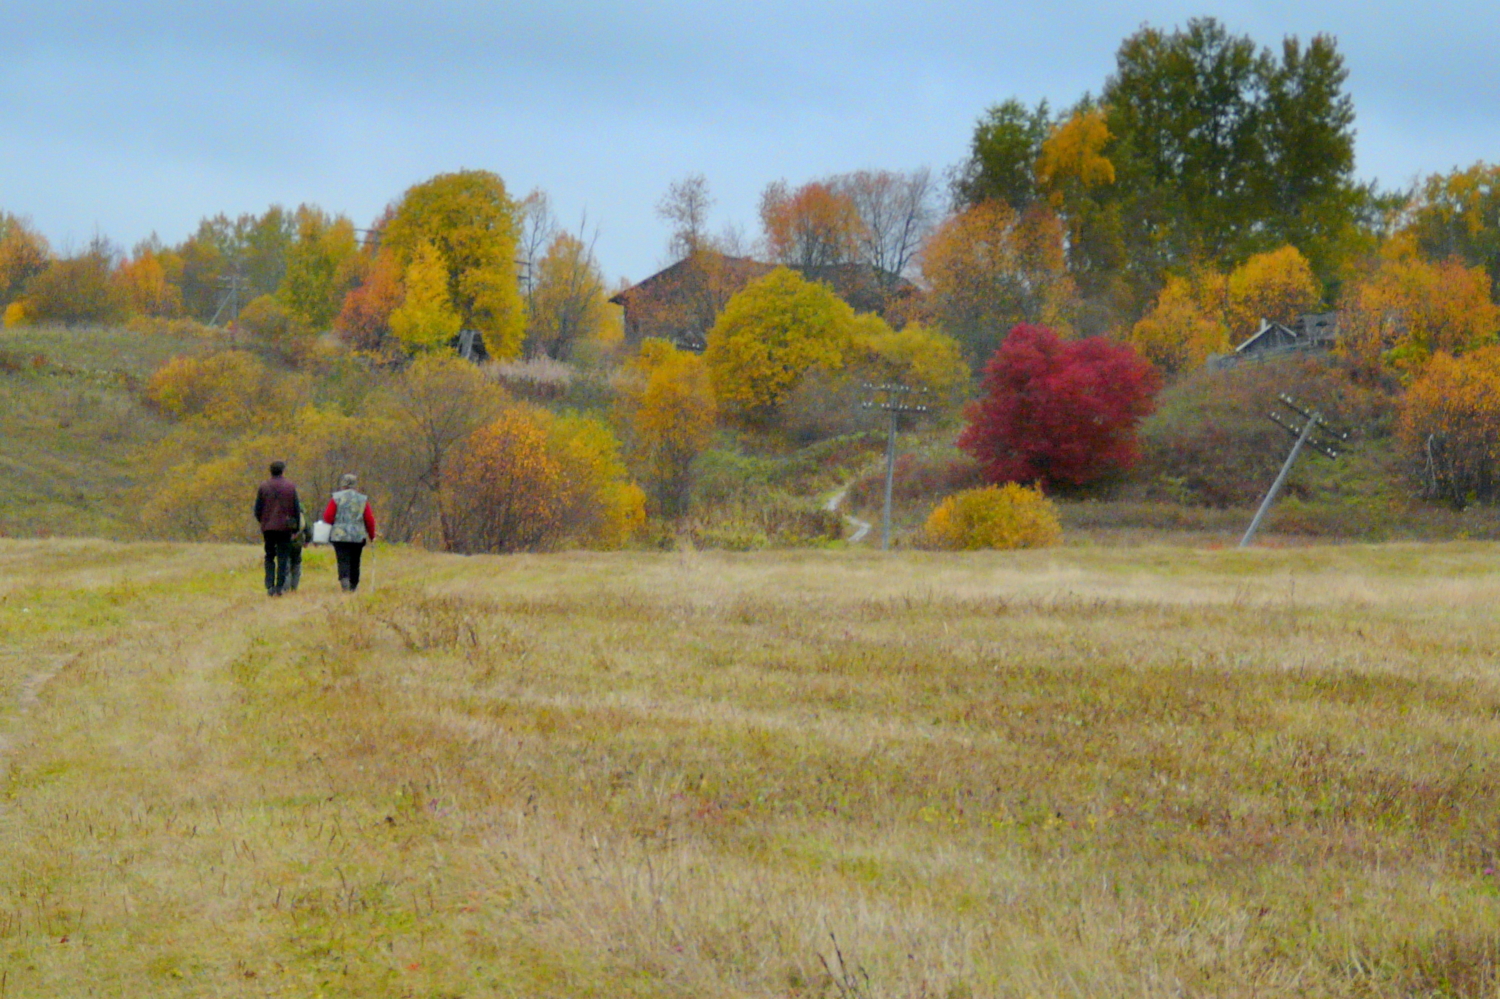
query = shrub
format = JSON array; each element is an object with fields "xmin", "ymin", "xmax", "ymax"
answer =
[
  {"xmin": 959, "ymin": 323, "xmax": 1159, "ymax": 490},
  {"xmin": 144, "ymin": 350, "xmax": 300, "ymax": 431},
  {"xmin": 923, "ymin": 483, "xmax": 1062, "ymax": 550},
  {"xmin": 236, "ymin": 295, "xmax": 309, "ymax": 355}
]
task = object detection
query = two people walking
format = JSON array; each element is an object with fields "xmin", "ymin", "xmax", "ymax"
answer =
[{"xmin": 253, "ymin": 463, "xmax": 377, "ymax": 595}]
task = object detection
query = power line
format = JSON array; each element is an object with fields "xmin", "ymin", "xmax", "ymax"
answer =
[
  {"xmin": 861, "ymin": 382, "xmax": 930, "ymax": 552},
  {"xmin": 1239, "ymin": 394, "xmax": 1349, "ymax": 548}
]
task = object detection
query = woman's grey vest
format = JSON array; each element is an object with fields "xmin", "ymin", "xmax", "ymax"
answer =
[{"xmin": 329, "ymin": 489, "xmax": 369, "ymax": 543}]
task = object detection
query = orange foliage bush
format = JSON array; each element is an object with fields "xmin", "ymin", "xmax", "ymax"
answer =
[
  {"xmin": 441, "ymin": 405, "xmax": 644, "ymax": 552},
  {"xmin": 1397, "ymin": 347, "xmax": 1500, "ymax": 506}
]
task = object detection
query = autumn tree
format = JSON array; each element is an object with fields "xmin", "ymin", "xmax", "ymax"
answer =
[
  {"xmin": 959, "ymin": 323, "xmax": 1160, "ymax": 489},
  {"xmin": 334, "ymin": 251, "xmax": 402, "ymax": 351},
  {"xmin": 517, "ymin": 188, "xmax": 557, "ymax": 313},
  {"xmin": 382, "ymin": 170, "xmax": 527, "ymax": 360},
  {"xmin": 1129, "ymin": 246, "xmax": 1322, "ymax": 374},
  {"xmin": 759, "ymin": 180, "xmax": 866, "ymax": 271},
  {"xmin": 704, "ymin": 267, "xmax": 856, "ymax": 422},
  {"xmin": 527, "ymin": 230, "xmax": 607, "ymax": 360},
  {"xmin": 1398, "ymin": 347, "xmax": 1500, "ymax": 506},
  {"xmin": 172, "ymin": 208, "xmax": 294, "ymax": 322},
  {"xmin": 278, "ymin": 205, "xmax": 359, "ymax": 330},
  {"xmin": 920, "ymin": 201, "xmax": 1076, "ymax": 364},
  {"xmin": 389, "ymin": 240, "xmax": 463, "ymax": 353},
  {"xmin": 0, "ymin": 213, "xmax": 49, "ymax": 309},
  {"xmin": 20, "ymin": 237, "xmax": 128, "ymax": 327},
  {"xmin": 1223, "ymin": 244, "xmax": 1322, "ymax": 333},
  {"xmin": 1338, "ymin": 251, "xmax": 1500, "ymax": 375},
  {"xmin": 145, "ymin": 350, "xmax": 298, "ymax": 432},
  {"xmin": 852, "ymin": 319, "xmax": 971, "ymax": 414},
  {"xmin": 1401, "ymin": 162, "xmax": 1500, "ymax": 294},
  {"xmin": 113, "ymin": 238, "xmax": 183, "ymax": 318},
  {"xmin": 617, "ymin": 340, "xmax": 717, "ymax": 517},
  {"xmin": 951, "ymin": 98, "xmax": 1052, "ymax": 210}
]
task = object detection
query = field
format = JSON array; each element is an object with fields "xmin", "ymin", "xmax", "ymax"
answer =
[{"xmin": 4, "ymin": 540, "xmax": 1500, "ymax": 997}]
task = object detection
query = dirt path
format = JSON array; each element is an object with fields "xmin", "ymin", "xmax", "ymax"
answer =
[{"xmin": 824, "ymin": 485, "xmax": 872, "ymax": 543}]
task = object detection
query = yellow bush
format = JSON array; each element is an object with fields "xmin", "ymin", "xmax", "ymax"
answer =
[
  {"xmin": 2, "ymin": 299, "xmax": 30, "ymax": 327},
  {"xmin": 923, "ymin": 483, "xmax": 1062, "ymax": 550}
]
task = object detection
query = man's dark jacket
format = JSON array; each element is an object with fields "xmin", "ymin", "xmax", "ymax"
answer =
[{"xmin": 254, "ymin": 476, "xmax": 301, "ymax": 532}]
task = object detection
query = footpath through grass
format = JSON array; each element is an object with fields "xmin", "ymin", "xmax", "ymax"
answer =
[{"xmin": 3, "ymin": 540, "xmax": 1500, "ymax": 997}]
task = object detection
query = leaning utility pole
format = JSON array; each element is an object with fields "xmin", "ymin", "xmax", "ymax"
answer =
[
  {"xmin": 1239, "ymin": 394, "xmax": 1347, "ymax": 548},
  {"xmin": 861, "ymin": 383, "xmax": 929, "ymax": 551}
]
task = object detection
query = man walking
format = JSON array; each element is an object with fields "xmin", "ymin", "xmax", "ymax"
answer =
[{"xmin": 254, "ymin": 460, "xmax": 301, "ymax": 597}]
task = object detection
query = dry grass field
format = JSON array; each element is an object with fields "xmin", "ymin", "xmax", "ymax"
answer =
[{"xmin": 4, "ymin": 539, "xmax": 1500, "ymax": 997}]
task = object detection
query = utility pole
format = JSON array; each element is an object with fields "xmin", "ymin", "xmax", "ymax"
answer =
[
  {"xmin": 861, "ymin": 383, "xmax": 929, "ymax": 551},
  {"xmin": 1239, "ymin": 394, "xmax": 1347, "ymax": 548}
]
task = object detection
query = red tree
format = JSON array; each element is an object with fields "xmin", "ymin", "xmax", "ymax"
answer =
[{"xmin": 958, "ymin": 323, "xmax": 1160, "ymax": 489}]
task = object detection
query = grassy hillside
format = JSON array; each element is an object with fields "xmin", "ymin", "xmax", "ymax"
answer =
[
  {"xmin": 0, "ymin": 324, "xmax": 227, "ymax": 539},
  {"xmin": 4, "ymin": 540, "xmax": 1500, "ymax": 996}
]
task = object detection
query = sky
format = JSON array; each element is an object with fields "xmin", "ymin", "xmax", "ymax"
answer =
[{"xmin": 4, "ymin": 0, "xmax": 1499, "ymax": 284}]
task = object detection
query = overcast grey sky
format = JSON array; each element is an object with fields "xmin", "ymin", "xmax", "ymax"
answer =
[{"xmin": 4, "ymin": 1, "xmax": 1498, "ymax": 283}]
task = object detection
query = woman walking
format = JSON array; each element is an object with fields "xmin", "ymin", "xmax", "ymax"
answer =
[{"xmin": 321, "ymin": 473, "xmax": 377, "ymax": 592}]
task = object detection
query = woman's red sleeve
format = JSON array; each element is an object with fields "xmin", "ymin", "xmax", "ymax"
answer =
[
  {"xmin": 323, "ymin": 499, "xmax": 338, "ymax": 523},
  {"xmin": 363, "ymin": 503, "xmax": 376, "ymax": 541}
]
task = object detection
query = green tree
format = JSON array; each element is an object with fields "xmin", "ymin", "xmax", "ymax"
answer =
[
  {"xmin": 704, "ymin": 267, "xmax": 856, "ymax": 422},
  {"xmin": 278, "ymin": 205, "xmax": 360, "ymax": 330},
  {"xmin": 1100, "ymin": 19, "xmax": 1366, "ymax": 282},
  {"xmin": 383, "ymin": 170, "xmax": 527, "ymax": 360},
  {"xmin": 390, "ymin": 241, "xmax": 463, "ymax": 353},
  {"xmin": 951, "ymin": 98, "xmax": 1052, "ymax": 210}
]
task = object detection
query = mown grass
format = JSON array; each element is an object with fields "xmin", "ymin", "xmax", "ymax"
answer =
[{"xmin": 4, "ymin": 541, "xmax": 1500, "ymax": 996}]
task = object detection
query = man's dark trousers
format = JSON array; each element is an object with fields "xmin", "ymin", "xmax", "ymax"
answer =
[{"xmin": 263, "ymin": 530, "xmax": 293, "ymax": 595}]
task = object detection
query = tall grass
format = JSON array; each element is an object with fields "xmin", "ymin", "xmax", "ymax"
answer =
[{"xmin": 3, "ymin": 540, "xmax": 1500, "ymax": 996}]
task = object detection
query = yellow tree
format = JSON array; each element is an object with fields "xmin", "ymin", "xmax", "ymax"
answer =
[
  {"xmin": 1338, "ymin": 251, "xmax": 1500, "ymax": 376},
  {"xmin": 704, "ymin": 267, "xmax": 856, "ymax": 422},
  {"xmin": 618, "ymin": 340, "xmax": 718, "ymax": 516},
  {"xmin": 441, "ymin": 404, "xmax": 643, "ymax": 552},
  {"xmin": 1224, "ymin": 245, "xmax": 1322, "ymax": 335},
  {"xmin": 528, "ymin": 231, "xmax": 608, "ymax": 360},
  {"xmin": 1127, "ymin": 275, "xmax": 1229, "ymax": 374},
  {"xmin": 390, "ymin": 241, "xmax": 463, "ymax": 354},
  {"xmin": 382, "ymin": 170, "xmax": 527, "ymax": 360},
  {"xmin": 114, "ymin": 246, "xmax": 182, "ymax": 318},
  {"xmin": 852, "ymin": 318, "xmax": 971, "ymax": 414},
  {"xmin": 1035, "ymin": 107, "xmax": 1116, "ymax": 204}
]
